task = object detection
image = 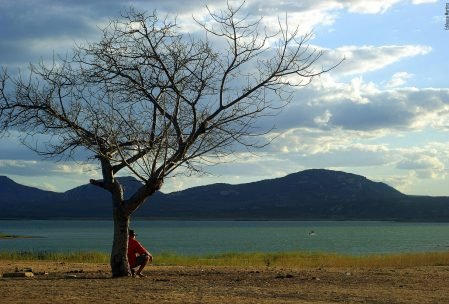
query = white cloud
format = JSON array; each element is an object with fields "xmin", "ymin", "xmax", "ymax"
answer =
[
  {"xmin": 378, "ymin": 173, "xmax": 413, "ymax": 193},
  {"xmin": 53, "ymin": 163, "xmax": 98, "ymax": 175},
  {"xmin": 411, "ymin": 0, "xmax": 438, "ymax": 4},
  {"xmin": 0, "ymin": 159, "xmax": 98, "ymax": 178},
  {"xmin": 246, "ymin": 0, "xmax": 404, "ymax": 18},
  {"xmin": 258, "ymin": 9, "xmax": 338, "ymax": 35},
  {"xmin": 314, "ymin": 110, "xmax": 333, "ymax": 126},
  {"xmin": 397, "ymin": 153, "xmax": 446, "ymax": 179},
  {"xmin": 264, "ymin": 69, "xmax": 449, "ymax": 136},
  {"xmin": 385, "ymin": 72, "xmax": 413, "ymax": 88},
  {"xmin": 29, "ymin": 182, "xmax": 59, "ymax": 192},
  {"xmin": 342, "ymin": 0, "xmax": 402, "ymax": 14},
  {"xmin": 0, "ymin": 160, "xmax": 40, "ymax": 175},
  {"xmin": 0, "ymin": 159, "xmax": 101, "ymax": 192},
  {"xmin": 328, "ymin": 45, "xmax": 432, "ymax": 76}
]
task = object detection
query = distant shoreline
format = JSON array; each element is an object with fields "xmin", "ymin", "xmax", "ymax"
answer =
[
  {"xmin": 2, "ymin": 217, "xmax": 449, "ymax": 223},
  {"xmin": 0, "ymin": 233, "xmax": 43, "ymax": 239}
]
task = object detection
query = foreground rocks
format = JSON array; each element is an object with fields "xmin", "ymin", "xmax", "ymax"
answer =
[
  {"xmin": 1, "ymin": 260, "xmax": 449, "ymax": 303},
  {"xmin": 2, "ymin": 271, "xmax": 34, "ymax": 278}
]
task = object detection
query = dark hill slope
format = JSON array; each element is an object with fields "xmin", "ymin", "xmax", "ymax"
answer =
[
  {"xmin": 0, "ymin": 176, "xmax": 64, "ymax": 217},
  {"xmin": 137, "ymin": 169, "xmax": 411, "ymax": 219},
  {"xmin": 0, "ymin": 176, "xmax": 154, "ymax": 218},
  {"xmin": 1, "ymin": 170, "xmax": 449, "ymax": 220}
]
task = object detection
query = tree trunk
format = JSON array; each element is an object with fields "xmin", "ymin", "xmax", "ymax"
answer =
[{"xmin": 110, "ymin": 207, "xmax": 130, "ymax": 277}]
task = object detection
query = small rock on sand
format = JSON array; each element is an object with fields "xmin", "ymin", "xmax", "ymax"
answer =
[{"xmin": 3, "ymin": 272, "xmax": 34, "ymax": 278}]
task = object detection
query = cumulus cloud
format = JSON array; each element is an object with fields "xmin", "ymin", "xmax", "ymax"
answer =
[
  {"xmin": 0, "ymin": 159, "xmax": 101, "ymax": 192},
  {"xmin": 262, "ymin": 73, "xmax": 449, "ymax": 136},
  {"xmin": 327, "ymin": 45, "xmax": 432, "ymax": 76},
  {"xmin": 397, "ymin": 147, "xmax": 448, "ymax": 179},
  {"xmin": 1, "ymin": 0, "xmax": 424, "ymax": 68},
  {"xmin": 0, "ymin": 159, "xmax": 98, "ymax": 177},
  {"xmin": 244, "ymin": 0, "xmax": 403, "ymax": 20},
  {"xmin": 397, "ymin": 154, "xmax": 446, "ymax": 179},
  {"xmin": 341, "ymin": 0, "xmax": 402, "ymax": 14},
  {"xmin": 378, "ymin": 172, "xmax": 415, "ymax": 193},
  {"xmin": 267, "ymin": 128, "xmax": 394, "ymax": 164},
  {"xmin": 411, "ymin": 0, "xmax": 438, "ymax": 4},
  {"xmin": 385, "ymin": 72, "xmax": 413, "ymax": 88},
  {"xmin": 0, "ymin": 160, "xmax": 40, "ymax": 176}
]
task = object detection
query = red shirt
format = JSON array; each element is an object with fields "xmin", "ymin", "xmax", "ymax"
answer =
[{"xmin": 128, "ymin": 237, "xmax": 148, "ymax": 267}]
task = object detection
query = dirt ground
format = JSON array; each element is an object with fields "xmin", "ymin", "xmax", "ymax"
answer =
[{"xmin": 1, "ymin": 260, "xmax": 449, "ymax": 304}]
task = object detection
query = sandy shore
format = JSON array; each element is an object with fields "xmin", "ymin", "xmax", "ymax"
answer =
[{"xmin": 1, "ymin": 260, "xmax": 449, "ymax": 303}]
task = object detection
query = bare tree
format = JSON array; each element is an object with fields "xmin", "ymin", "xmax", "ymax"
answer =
[{"xmin": 0, "ymin": 3, "xmax": 339, "ymax": 277}]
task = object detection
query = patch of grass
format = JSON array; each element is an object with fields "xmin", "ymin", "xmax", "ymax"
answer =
[
  {"xmin": 155, "ymin": 251, "xmax": 449, "ymax": 268},
  {"xmin": 1, "ymin": 250, "xmax": 449, "ymax": 268},
  {"xmin": 0, "ymin": 251, "xmax": 109, "ymax": 263}
]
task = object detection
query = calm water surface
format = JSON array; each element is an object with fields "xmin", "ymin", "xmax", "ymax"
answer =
[{"xmin": 1, "ymin": 220, "xmax": 449, "ymax": 256}]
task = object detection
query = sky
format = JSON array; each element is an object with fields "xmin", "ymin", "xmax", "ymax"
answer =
[{"xmin": 0, "ymin": 0, "xmax": 448, "ymax": 196}]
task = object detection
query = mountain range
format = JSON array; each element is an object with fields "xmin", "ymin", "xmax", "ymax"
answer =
[{"xmin": 1, "ymin": 169, "xmax": 449, "ymax": 221}]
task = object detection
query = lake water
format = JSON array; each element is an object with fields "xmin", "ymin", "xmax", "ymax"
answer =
[{"xmin": 1, "ymin": 220, "xmax": 449, "ymax": 256}]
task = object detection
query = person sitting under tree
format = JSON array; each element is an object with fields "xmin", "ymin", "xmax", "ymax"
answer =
[{"xmin": 127, "ymin": 230, "xmax": 153, "ymax": 277}]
